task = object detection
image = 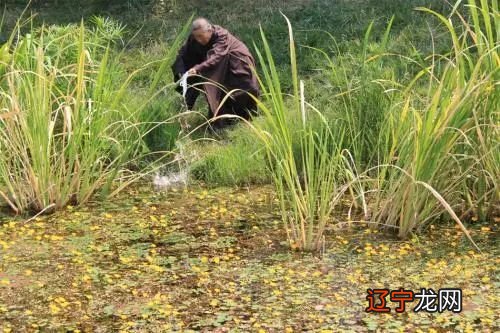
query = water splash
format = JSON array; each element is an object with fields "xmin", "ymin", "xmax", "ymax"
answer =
[
  {"xmin": 152, "ymin": 125, "xmax": 194, "ymax": 191},
  {"xmin": 153, "ymin": 168, "xmax": 187, "ymax": 191}
]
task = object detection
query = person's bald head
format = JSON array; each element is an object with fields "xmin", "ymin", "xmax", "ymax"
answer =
[
  {"xmin": 192, "ymin": 17, "xmax": 214, "ymax": 46},
  {"xmin": 192, "ymin": 18, "xmax": 212, "ymax": 32}
]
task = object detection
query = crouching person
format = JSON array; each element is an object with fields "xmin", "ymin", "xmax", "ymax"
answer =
[{"xmin": 171, "ymin": 18, "xmax": 260, "ymax": 129}]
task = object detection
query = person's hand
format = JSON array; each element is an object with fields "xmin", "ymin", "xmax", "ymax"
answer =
[{"xmin": 187, "ymin": 68, "xmax": 197, "ymax": 75}]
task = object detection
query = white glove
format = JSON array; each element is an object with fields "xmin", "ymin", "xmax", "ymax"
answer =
[{"xmin": 179, "ymin": 72, "xmax": 189, "ymax": 98}]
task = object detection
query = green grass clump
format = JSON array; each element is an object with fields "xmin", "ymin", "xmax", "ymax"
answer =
[
  {"xmin": 190, "ymin": 124, "xmax": 270, "ymax": 186},
  {"xmin": 0, "ymin": 16, "xmax": 191, "ymax": 214},
  {"xmin": 248, "ymin": 15, "xmax": 357, "ymax": 252},
  {"xmin": 233, "ymin": 0, "xmax": 497, "ymax": 251},
  {"xmin": 372, "ymin": 0, "xmax": 498, "ymax": 242}
]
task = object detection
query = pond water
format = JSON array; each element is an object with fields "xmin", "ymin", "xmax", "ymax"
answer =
[{"xmin": 0, "ymin": 184, "xmax": 497, "ymax": 331}]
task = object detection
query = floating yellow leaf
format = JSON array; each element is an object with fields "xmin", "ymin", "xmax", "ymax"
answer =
[
  {"xmin": 149, "ymin": 264, "xmax": 165, "ymax": 273},
  {"xmin": 312, "ymin": 271, "xmax": 322, "ymax": 277},
  {"xmin": 49, "ymin": 303, "xmax": 61, "ymax": 314}
]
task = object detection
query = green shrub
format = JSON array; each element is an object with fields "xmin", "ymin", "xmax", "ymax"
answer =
[{"xmin": 0, "ymin": 16, "xmax": 191, "ymax": 214}]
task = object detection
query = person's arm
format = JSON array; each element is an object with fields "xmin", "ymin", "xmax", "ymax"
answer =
[
  {"xmin": 171, "ymin": 40, "xmax": 190, "ymax": 81},
  {"xmin": 192, "ymin": 34, "xmax": 229, "ymax": 74}
]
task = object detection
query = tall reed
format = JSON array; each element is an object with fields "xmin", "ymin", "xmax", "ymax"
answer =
[
  {"xmin": 249, "ymin": 15, "xmax": 354, "ymax": 252},
  {"xmin": 0, "ymin": 17, "xmax": 191, "ymax": 214},
  {"xmin": 372, "ymin": 0, "xmax": 498, "ymax": 244}
]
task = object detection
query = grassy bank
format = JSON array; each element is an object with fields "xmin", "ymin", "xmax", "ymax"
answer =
[
  {"xmin": 0, "ymin": 1, "xmax": 498, "ymax": 331},
  {"xmin": 1, "ymin": 0, "xmax": 497, "ymax": 240}
]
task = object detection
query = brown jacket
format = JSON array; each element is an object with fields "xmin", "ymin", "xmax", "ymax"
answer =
[{"xmin": 172, "ymin": 25, "xmax": 259, "ymax": 115}]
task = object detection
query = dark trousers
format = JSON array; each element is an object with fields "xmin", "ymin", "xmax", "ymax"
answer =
[
  {"xmin": 184, "ymin": 76, "xmax": 203, "ymax": 110},
  {"xmin": 184, "ymin": 81, "xmax": 257, "ymax": 128},
  {"xmin": 220, "ymin": 91, "xmax": 257, "ymax": 119}
]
